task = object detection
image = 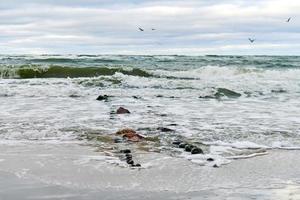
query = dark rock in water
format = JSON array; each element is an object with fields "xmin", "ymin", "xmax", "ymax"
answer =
[
  {"xmin": 116, "ymin": 107, "xmax": 130, "ymax": 114},
  {"xmin": 179, "ymin": 143, "xmax": 187, "ymax": 148},
  {"xmin": 158, "ymin": 127, "xmax": 174, "ymax": 132},
  {"xmin": 271, "ymin": 89, "xmax": 287, "ymax": 93},
  {"xmin": 169, "ymin": 123, "xmax": 178, "ymax": 126},
  {"xmin": 191, "ymin": 147, "xmax": 203, "ymax": 154},
  {"xmin": 127, "ymin": 159, "xmax": 134, "ymax": 165},
  {"xmin": 96, "ymin": 95, "xmax": 110, "ymax": 101},
  {"xmin": 132, "ymin": 96, "xmax": 140, "ymax": 99},
  {"xmin": 69, "ymin": 94, "xmax": 81, "ymax": 98},
  {"xmin": 213, "ymin": 164, "xmax": 219, "ymax": 168},
  {"xmin": 120, "ymin": 149, "xmax": 131, "ymax": 154},
  {"xmin": 125, "ymin": 153, "xmax": 132, "ymax": 159},
  {"xmin": 156, "ymin": 95, "xmax": 163, "ymax": 98},
  {"xmin": 207, "ymin": 158, "xmax": 214, "ymax": 162},
  {"xmin": 160, "ymin": 114, "xmax": 167, "ymax": 117},
  {"xmin": 199, "ymin": 88, "xmax": 241, "ymax": 99},
  {"xmin": 134, "ymin": 163, "xmax": 141, "ymax": 167},
  {"xmin": 172, "ymin": 141, "xmax": 181, "ymax": 145},
  {"xmin": 215, "ymin": 88, "xmax": 241, "ymax": 99},
  {"xmin": 185, "ymin": 145, "xmax": 194, "ymax": 152},
  {"xmin": 114, "ymin": 138, "xmax": 123, "ymax": 143}
]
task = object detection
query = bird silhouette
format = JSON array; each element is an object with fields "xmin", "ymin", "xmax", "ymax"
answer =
[
  {"xmin": 138, "ymin": 27, "xmax": 144, "ymax": 31},
  {"xmin": 286, "ymin": 17, "xmax": 291, "ymax": 22},
  {"xmin": 248, "ymin": 38, "xmax": 255, "ymax": 43}
]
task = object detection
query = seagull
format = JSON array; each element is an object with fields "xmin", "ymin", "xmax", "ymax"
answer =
[
  {"xmin": 138, "ymin": 27, "xmax": 144, "ymax": 31},
  {"xmin": 286, "ymin": 17, "xmax": 291, "ymax": 22},
  {"xmin": 248, "ymin": 38, "xmax": 255, "ymax": 43}
]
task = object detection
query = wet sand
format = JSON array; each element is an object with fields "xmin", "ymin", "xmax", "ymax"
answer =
[{"xmin": 0, "ymin": 142, "xmax": 300, "ymax": 200}]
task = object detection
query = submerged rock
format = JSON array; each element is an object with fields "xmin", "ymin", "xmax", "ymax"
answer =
[
  {"xmin": 120, "ymin": 149, "xmax": 131, "ymax": 154},
  {"xmin": 199, "ymin": 88, "xmax": 241, "ymax": 99},
  {"xmin": 207, "ymin": 158, "xmax": 214, "ymax": 162},
  {"xmin": 133, "ymin": 163, "xmax": 141, "ymax": 167},
  {"xmin": 114, "ymin": 138, "xmax": 123, "ymax": 143},
  {"xmin": 184, "ymin": 144, "xmax": 194, "ymax": 152},
  {"xmin": 157, "ymin": 127, "xmax": 174, "ymax": 132},
  {"xmin": 172, "ymin": 141, "xmax": 181, "ymax": 145},
  {"xmin": 215, "ymin": 88, "xmax": 241, "ymax": 98},
  {"xmin": 116, "ymin": 107, "xmax": 130, "ymax": 114},
  {"xmin": 191, "ymin": 147, "xmax": 203, "ymax": 154},
  {"xmin": 127, "ymin": 159, "xmax": 134, "ymax": 165},
  {"xmin": 115, "ymin": 128, "xmax": 144, "ymax": 142},
  {"xmin": 125, "ymin": 153, "xmax": 132, "ymax": 159},
  {"xmin": 96, "ymin": 95, "xmax": 110, "ymax": 101},
  {"xmin": 132, "ymin": 96, "xmax": 140, "ymax": 99},
  {"xmin": 179, "ymin": 143, "xmax": 187, "ymax": 148}
]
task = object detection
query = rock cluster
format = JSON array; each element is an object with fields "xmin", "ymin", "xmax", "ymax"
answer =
[
  {"xmin": 120, "ymin": 149, "xmax": 141, "ymax": 167},
  {"xmin": 173, "ymin": 141, "xmax": 203, "ymax": 155}
]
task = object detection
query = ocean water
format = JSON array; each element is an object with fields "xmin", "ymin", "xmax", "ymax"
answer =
[{"xmin": 1, "ymin": 55, "xmax": 300, "ymax": 164}]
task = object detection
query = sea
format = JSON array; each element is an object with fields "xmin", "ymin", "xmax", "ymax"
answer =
[{"xmin": 1, "ymin": 54, "xmax": 300, "ymax": 165}]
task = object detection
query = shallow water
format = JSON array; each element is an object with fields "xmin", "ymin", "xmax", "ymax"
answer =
[{"xmin": 1, "ymin": 55, "xmax": 300, "ymax": 164}]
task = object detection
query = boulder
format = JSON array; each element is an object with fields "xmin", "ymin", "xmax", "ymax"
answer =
[
  {"xmin": 115, "ymin": 128, "xmax": 144, "ymax": 142},
  {"xmin": 116, "ymin": 107, "xmax": 130, "ymax": 114}
]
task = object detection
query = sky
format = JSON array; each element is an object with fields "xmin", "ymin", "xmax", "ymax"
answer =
[{"xmin": 0, "ymin": 0, "xmax": 299, "ymax": 55}]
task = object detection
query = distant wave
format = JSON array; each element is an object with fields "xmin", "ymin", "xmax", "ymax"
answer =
[{"xmin": 0, "ymin": 65, "xmax": 153, "ymax": 78}]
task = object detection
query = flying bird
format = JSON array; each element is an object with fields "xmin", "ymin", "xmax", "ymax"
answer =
[
  {"xmin": 248, "ymin": 38, "xmax": 255, "ymax": 43},
  {"xmin": 138, "ymin": 27, "xmax": 144, "ymax": 31},
  {"xmin": 286, "ymin": 17, "xmax": 291, "ymax": 22}
]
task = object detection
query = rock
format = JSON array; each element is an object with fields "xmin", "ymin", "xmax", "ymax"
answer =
[
  {"xmin": 213, "ymin": 164, "xmax": 219, "ymax": 168},
  {"xmin": 179, "ymin": 143, "xmax": 187, "ymax": 148},
  {"xmin": 115, "ymin": 128, "xmax": 144, "ymax": 142},
  {"xmin": 156, "ymin": 95, "xmax": 163, "ymax": 98},
  {"xmin": 116, "ymin": 107, "xmax": 130, "ymax": 114},
  {"xmin": 120, "ymin": 149, "xmax": 131, "ymax": 154},
  {"xmin": 191, "ymin": 147, "xmax": 203, "ymax": 154},
  {"xmin": 96, "ymin": 95, "xmax": 110, "ymax": 101},
  {"xmin": 127, "ymin": 159, "xmax": 134, "ymax": 165},
  {"xmin": 158, "ymin": 127, "xmax": 174, "ymax": 132},
  {"xmin": 132, "ymin": 96, "xmax": 140, "ymax": 99},
  {"xmin": 125, "ymin": 154, "xmax": 132, "ymax": 159},
  {"xmin": 169, "ymin": 123, "xmax": 178, "ymax": 126},
  {"xmin": 114, "ymin": 138, "xmax": 123, "ymax": 143},
  {"xmin": 134, "ymin": 163, "xmax": 141, "ymax": 167},
  {"xmin": 172, "ymin": 141, "xmax": 181, "ymax": 145},
  {"xmin": 207, "ymin": 158, "xmax": 214, "ymax": 162},
  {"xmin": 184, "ymin": 144, "xmax": 194, "ymax": 152}
]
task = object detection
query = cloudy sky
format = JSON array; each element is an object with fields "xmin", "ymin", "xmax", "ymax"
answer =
[{"xmin": 0, "ymin": 0, "xmax": 299, "ymax": 55}]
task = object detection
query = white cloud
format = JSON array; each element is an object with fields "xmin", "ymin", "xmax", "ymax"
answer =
[{"xmin": 0, "ymin": 0, "xmax": 299, "ymax": 54}]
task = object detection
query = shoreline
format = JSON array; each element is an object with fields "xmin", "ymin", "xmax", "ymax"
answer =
[{"xmin": 0, "ymin": 142, "xmax": 300, "ymax": 199}]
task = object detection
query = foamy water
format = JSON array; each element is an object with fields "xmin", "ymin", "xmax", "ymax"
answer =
[{"xmin": 1, "ymin": 55, "xmax": 300, "ymax": 164}]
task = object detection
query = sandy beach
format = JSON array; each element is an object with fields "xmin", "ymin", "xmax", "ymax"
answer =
[{"xmin": 0, "ymin": 142, "xmax": 299, "ymax": 200}]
